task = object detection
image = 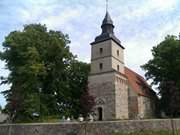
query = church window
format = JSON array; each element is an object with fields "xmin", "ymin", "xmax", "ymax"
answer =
[
  {"xmin": 100, "ymin": 48, "xmax": 103, "ymax": 54},
  {"xmin": 117, "ymin": 50, "xmax": 119, "ymax": 56},
  {"xmin": 117, "ymin": 65, "xmax": 120, "ymax": 71},
  {"xmin": 99, "ymin": 63, "xmax": 103, "ymax": 70}
]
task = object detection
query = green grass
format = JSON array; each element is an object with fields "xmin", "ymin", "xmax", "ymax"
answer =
[{"xmin": 112, "ymin": 131, "xmax": 180, "ymax": 135}]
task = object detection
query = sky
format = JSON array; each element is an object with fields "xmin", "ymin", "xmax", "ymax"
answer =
[{"xmin": 0, "ymin": 0, "xmax": 180, "ymax": 107}]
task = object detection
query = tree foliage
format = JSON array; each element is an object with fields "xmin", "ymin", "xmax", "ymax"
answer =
[
  {"xmin": 0, "ymin": 24, "xmax": 91, "ymax": 122},
  {"xmin": 58, "ymin": 60, "xmax": 90, "ymax": 118},
  {"xmin": 80, "ymin": 84, "xmax": 95, "ymax": 117},
  {"xmin": 142, "ymin": 34, "xmax": 180, "ymax": 117}
]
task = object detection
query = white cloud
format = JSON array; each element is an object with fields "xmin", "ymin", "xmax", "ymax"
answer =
[
  {"xmin": 41, "ymin": 8, "xmax": 81, "ymax": 29},
  {"xmin": 124, "ymin": 0, "xmax": 177, "ymax": 18},
  {"xmin": 157, "ymin": 18, "xmax": 180, "ymax": 40},
  {"xmin": 149, "ymin": 0, "xmax": 177, "ymax": 10},
  {"xmin": 124, "ymin": 39, "xmax": 153, "ymax": 76},
  {"xmin": 124, "ymin": 19, "xmax": 180, "ymax": 77}
]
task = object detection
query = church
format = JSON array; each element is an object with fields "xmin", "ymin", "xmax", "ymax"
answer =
[{"xmin": 88, "ymin": 11, "xmax": 157, "ymax": 120}]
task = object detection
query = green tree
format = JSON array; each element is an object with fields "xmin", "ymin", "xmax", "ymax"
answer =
[
  {"xmin": 0, "ymin": 24, "xmax": 74, "ymax": 122},
  {"xmin": 64, "ymin": 60, "xmax": 90, "ymax": 118},
  {"xmin": 142, "ymin": 34, "xmax": 180, "ymax": 117}
]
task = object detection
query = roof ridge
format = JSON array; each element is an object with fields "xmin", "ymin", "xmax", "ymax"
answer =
[
  {"xmin": 125, "ymin": 67, "xmax": 144, "ymax": 80},
  {"xmin": 125, "ymin": 67, "xmax": 155, "ymax": 98},
  {"xmin": 125, "ymin": 66, "xmax": 152, "ymax": 88}
]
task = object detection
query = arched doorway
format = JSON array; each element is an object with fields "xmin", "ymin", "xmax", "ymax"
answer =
[{"xmin": 97, "ymin": 107, "xmax": 103, "ymax": 121}]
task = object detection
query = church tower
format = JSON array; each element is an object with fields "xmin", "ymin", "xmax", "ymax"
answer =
[{"xmin": 88, "ymin": 11, "xmax": 129, "ymax": 120}]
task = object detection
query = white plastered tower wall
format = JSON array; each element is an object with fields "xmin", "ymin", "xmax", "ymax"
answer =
[{"xmin": 88, "ymin": 11, "xmax": 129, "ymax": 120}]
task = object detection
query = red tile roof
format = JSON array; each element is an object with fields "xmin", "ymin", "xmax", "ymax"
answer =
[{"xmin": 125, "ymin": 67, "xmax": 156, "ymax": 98}]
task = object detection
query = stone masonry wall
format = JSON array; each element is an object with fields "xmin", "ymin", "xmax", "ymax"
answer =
[
  {"xmin": 138, "ymin": 96, "xmax": 154, "ymax": 118},
  {"xmin": 115, "ymin": 74, "xmax": 129, "ymax": 119},
  {"xmin": 1, "ymin": 119, "xmax": 180, "ymax": 135},
  {"xmin": 128, "ymin": 86, "xmax": 138, "ymax": 119},
  {"xmin": 88, "ymin": 72, "xmax": 116, "ymax": 120}
]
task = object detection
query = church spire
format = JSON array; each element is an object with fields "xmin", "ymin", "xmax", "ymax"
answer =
[
  {"xmin": 101, "ymin": 0, "xmax": 114, "ymax": 34},
  {"xmin": 91, "ymin": 0, "xmax": 124, "ymax": 49},
  {"xmin": 106, "ymin": 0, "xmax": 108, "ymax": 13},
  {"xmin": 101, "ymin": 11, "xmax": 114, "ymax": 34}
]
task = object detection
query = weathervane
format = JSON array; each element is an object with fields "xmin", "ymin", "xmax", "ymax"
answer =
[{"xmin": 106, "ymin": 0, "xmax": 108, "ymax": 12}]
